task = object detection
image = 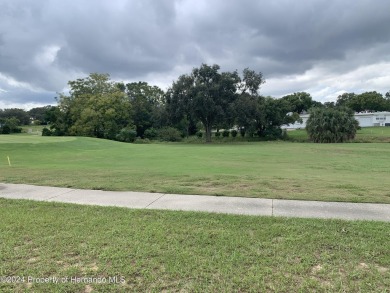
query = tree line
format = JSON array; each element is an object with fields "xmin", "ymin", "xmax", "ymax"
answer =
[{"xmin": 1, "ymin": 63, "xmax": 390, "ymax": 141}]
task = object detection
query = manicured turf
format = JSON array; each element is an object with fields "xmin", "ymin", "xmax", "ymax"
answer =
[
  {"xmin": 1, "ymin": 135, "xmax": 390, "ymax": 203},
  {"xmin": 288, "ymin": 126, "xmax": 390, "ymax": 142},
  {"xmin": 0, "ymin": 199, "xmax": 388, "ymax": 292}
]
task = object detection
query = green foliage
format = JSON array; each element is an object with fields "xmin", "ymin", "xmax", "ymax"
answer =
[
  {"xmin": 281, "ymin": 129, "xmax": 288, "ymax": 140},
  {"xmin": 58, "ymin": 73, "xmax": 133, "ymax": 140},
  {"xmin": 116, "ymin": 127, "xmax": 137, "ymax": 143},
  {"xmin": 123, "ymin": 81, "xmax": 165, "ymax": 137},
  {"xmin": 0, "ymin": 108, "xmax": 30, "ymax": 125},
  {"xmin": 167, "ymin": 64, "xmax": 263, "ymax": 142},
  {"xmin": 0, "ymin": 117, "xmax": 22, "ymax": 134},
  {"xmin": 44, "ymin": 106, "xmax": 68, "ymax": 136},
  {"xmin": 239, "ymin": 68, "xmax": 265, "ymax": 95},
  {"xmin": 232, "ymin": 93, "xmax": 258, "ymax": 135},
  {"xmin": 306, "ymin": 107, "xmax": 359, "ymax": 143},
  {"xmin": 215, "ymin": 131, "xmax": 221, "ymax": 137},
  {"xmin": 158, "ymin": 127, "xmax": 182, "ymax": 142},
  {"xmin": 33, "ymin": 119, "xmax": 41, "ymax": 126},
  {"xmin": 144, "ymin": 127, "xmax": 158, "ymax": 140},
  {"xmin": 41, "ymin": 127, "xmax": 52, "ymax": 136},
  {"xmin": 28, "ymin": 105, "xmax": 52, "ymax": 124},
  {"xmin": 336, "ymin": 91, "xmax": 389, "ymax": 112},
  {"xmin": 281, "ymin": 92, "xmax": 317, "ymax": 114},
  {"xmin": 233, "ymin": 94, "xmax": 297, "ymax": 139},
  {"xmin": 133, "ymin": 137, "xmax": 151, "ymax": 144},
  {"xmin": 1, "ymin": 125, "xmax": 11, "ymax": 134},
  {"xmin": 196, "ymin": 131, "xmax": 203, "ymax": 138},
  {"xmin": 231, "ymin": 129, "xmax": 238, "ymax": 137},
  {"xmin": 222, "ymin": 130, "xmax": 230, "ymax": 137},
  {"xmin": 173, "ymin": 116, "xmax": 198, "ymax": 138},
  {"xmin": 263, "ymin": 127, "xmax": 282, "ymax": 140}
]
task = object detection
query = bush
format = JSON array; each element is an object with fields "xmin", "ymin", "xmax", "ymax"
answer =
[
  {"xmin": 231, "ymin": 129, "xmax": 238, "ymax": 137},
  {"xmin": 42, "ymin": 127, "xmax": 52, "ymax": 136},
  {"xmin": 306, "ymin": 107, "xmax": 358, "ymax": 143},
  {"xmin": 263, "ymin": 127, "xmax": 282, "ymax": 140},
  {"xmin": 222, "ymin": 130, "xmax": 230, "ymax": 137},
  {"xmin": 144, "ymin": 127, "xmax": 158, "ymax": 140},
  {"xmin": 1, "ymin": 125, "xmax": 11, "ymax": 134},
  {"xmin": 133, "ymin": 137, "xmax": 151, "ymax": 144},
  {"xmin": 215, "ymin": 131, "xmax": 221, "ymax": 137},
  {"xmin": 116, "ymin": 127, "xmax": 137, "ymax": 143},
  {"xmin": 158, "ymin": 127, "xmax": 182, "ymax": 142},
  {"xmin": 240, "ymin": 128, "xmax": 246, "ymax": 137},
  {"xmin": 281, "ymin": 129, "xmax": 288, "ymax": 140},
  {"xmin": 196, "ymin": 131, "xmax": 203, "ymax": 138}
]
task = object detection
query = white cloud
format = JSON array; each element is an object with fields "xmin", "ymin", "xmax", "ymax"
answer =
[
  {"xmin": 1, "ymin": 0, "xmax": 390, "ymax": 106},
  {"xmin": 34, "ymin": 45, "xmax": 61, "ymax": 67},
  {"xmin": 0, "ymin": 73, "xmax": 42, "ymax": 92},
  {"xmin": 263, "ymin": 61, "xmax": 390, "ymax": 102}
]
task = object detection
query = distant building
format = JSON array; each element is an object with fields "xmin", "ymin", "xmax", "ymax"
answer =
[{"xmin": 282, "ymin": 111, "xmax": 390, "ymax": 129}]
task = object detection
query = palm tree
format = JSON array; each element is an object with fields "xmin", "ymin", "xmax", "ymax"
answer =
[{"xmin": 306, "ymin": 107, "xmax": 358, "ymax": 143}]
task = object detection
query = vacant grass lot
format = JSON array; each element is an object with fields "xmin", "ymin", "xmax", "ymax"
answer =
[
  {"xmin": 0, "ymin": 199, "xmax": 389, "ymax": 292},
  {"xmin": 1, "ymin": 135, "xmax": 390, "ymax": 203}
]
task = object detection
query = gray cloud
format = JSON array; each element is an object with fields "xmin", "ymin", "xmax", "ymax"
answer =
[{"xmin": 1, "ymin": 0, "xmax": 390, "ymax": 108}]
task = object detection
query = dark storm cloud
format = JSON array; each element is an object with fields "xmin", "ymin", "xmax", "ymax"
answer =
[{"xmin": 1, "ymin": 0, "xmax": 390, "ymax": 107}]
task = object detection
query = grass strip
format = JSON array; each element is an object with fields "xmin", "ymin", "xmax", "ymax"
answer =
[{"xmin": 0, "ymin": 199, "xmax": 389, "ymax": 292}]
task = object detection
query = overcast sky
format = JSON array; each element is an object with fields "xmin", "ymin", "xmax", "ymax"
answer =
[{"xmin": 1, "ymin": 0, "xmax": 390, "ymax": 109}]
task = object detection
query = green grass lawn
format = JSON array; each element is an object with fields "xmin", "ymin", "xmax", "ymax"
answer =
[
  {"xmin": 1, "ymin": 135, "xmax": 390, "ymax": 203},
  {"xmin": 0, "ymin": 199, "xmax": 388, "ymax": 292},
  {"xmin": 287, "ymin": 126, "xmax": 390, "ymax": 142}
]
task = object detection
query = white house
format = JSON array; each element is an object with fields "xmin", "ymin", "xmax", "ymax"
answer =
[{"xmin": 282, "ymin": 111, "xmax": 390, "ymax": 129}]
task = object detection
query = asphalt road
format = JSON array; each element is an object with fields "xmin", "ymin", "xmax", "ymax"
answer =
[{"xmin": 1, "ymin": 183, "xmax": 389, "ymax": 222}]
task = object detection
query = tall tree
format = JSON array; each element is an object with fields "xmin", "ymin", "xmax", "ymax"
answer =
[
  {"xmin": 238, "ymin": 68, "xmax": 265, "ymax": 95},
  {"xmin": 336, "ymin": 91, "xmax": 387, "ymax": 112},
  {"xmin": 123, "ymin": 82, "xmax": 165, "ymax": 137},
  {"xmin": 28, "ymin": 105, "xmax": 53, "ymax": 124},
  {"xmin": 281, "ymin": 92, "xmax": 316, "ymax": 114},
  {"xmin": 0, "ymin": 108, "xmax": 30, "ymax": 125},
  {"xmin": 57, "ymin": 73, "xmax": 132, "ymax": 139},
  {"xmin": 166, "ymin": 74, "xmax": 197, "ymax": 137},
  {"xmin": 167, "ymin": 64, "xmax": 241, "ymax": 142},
  {"xmin": 358, "ymin": 91, "xmax": 386, "ymax": 111},
  {"xmin": 233, "ymin": 93, "xmax": 261, "ymax": 136},
  {"xmin": 336, "ymin": 93, "xmax": 356, "ymax": 108}
]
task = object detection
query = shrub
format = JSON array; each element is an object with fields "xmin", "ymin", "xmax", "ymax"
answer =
[
  {"xmin": 144, "ymin": 127, "xmax": 158, "ymax": 140},
  {"xmin": 133, "ymin": 137, "xmax": 151, "ymax": 144},
  {"xmin": 222, "ymin": 130, "xmax": 230, "ymax": 137},
  {"xmin": 231, "ymin": 129, "xmax": 238, "ymax": 137},
  {"xmin": 158, "ymin": 127, "xmax": 182, "ymax": 142},
  {"xmin": 263, "ymin": 127, "xmax": 282, "ymax": 140},
  {"xmin": 116, "ymin": 127, "xmax": 137, "ymax": 143},
  {"xmin": 215, "ymin": 131, "xmax": 221, "ymax": 137},
  {"xmin": 281, "ymin": 129, "xmax": 288, "ymax": 140},
  {"xmin": 1, "ymin": 125, "xmax": 11, "ymax": 134},
  {"xmin": 240, "ymin": 128, "xmax": 246, "ymax": 137},
  {"xmin": 196, "ymin": 131, "xmax": 203, "ymax": 138},
  {"xmin": 306, "ymin": 107, "xmax": 358, "ymax": 143},
  {"xmin": 42, "ymin": 127, "xmax": 52, "ymax": 136}
]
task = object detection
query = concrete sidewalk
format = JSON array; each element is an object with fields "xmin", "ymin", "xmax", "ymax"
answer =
[{"xmin": 1, "ymin": 183, "xmax": 389, "ymax": 222}]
